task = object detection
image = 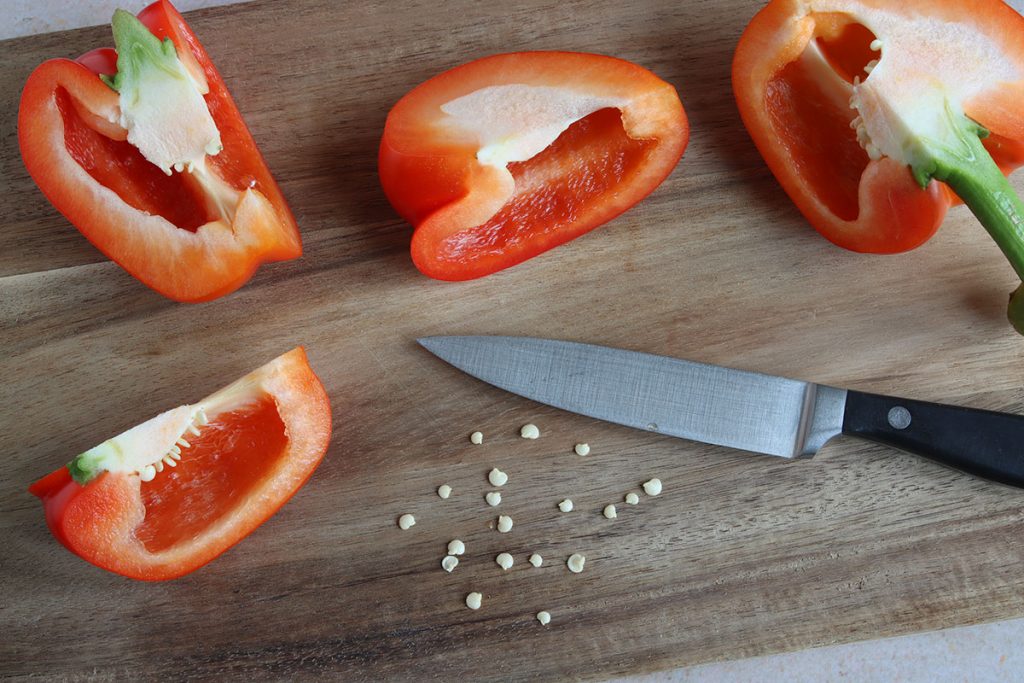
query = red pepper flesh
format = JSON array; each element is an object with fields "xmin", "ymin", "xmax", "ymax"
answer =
[
  {"xmin": 29, "ymin": 348, "xmax": 332, "ymax": 581},
  {"xmin": 732, "ymin": 0, "xmax": 1024, "ymax": 253},
  {"xmin": 379, "ymin": 51, "xmax": 689, "ymax": 280},
  {"xmin": 18, "ymin": 0, "xmax": 301, "ymax": 302}
]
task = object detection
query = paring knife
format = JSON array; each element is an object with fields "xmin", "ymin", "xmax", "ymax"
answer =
[{"xmin": 418, "ymin": 335, "xmax": 1024, "ymax": 488}]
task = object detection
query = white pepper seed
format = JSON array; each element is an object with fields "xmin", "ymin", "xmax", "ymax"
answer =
[
  {"xmin": 488, "ymin": 468, "xmax": 509, "ymax": 487},
  {"xmin": 642, "ymin": 478, "xmax": 662, "ymax": 496}
]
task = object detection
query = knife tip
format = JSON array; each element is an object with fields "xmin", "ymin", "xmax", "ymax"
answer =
[{"xmin": 416, "ymin": 336, "xmax": 446, "ymax": 353}]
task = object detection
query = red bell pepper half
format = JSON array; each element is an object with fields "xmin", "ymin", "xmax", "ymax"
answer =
[
  {"xmin": 19, "ymin": 1, "xmax": 300, "ymax": 302},
  {"xmin": 733, "ymin": 0, "xmax": 1024, "ymax": 333},
  {"xmin": 379, "ymin": 51, "xmax": 689, "ymax": 280},
  {"xmin": 29, "ymin": 348, "xmax": 332, "ymax": 581}
]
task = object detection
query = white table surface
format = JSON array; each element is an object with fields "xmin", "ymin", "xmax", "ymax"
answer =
[{"xmin": 7, "ymin": 1, "xmax": 1024, "ymax": 681}]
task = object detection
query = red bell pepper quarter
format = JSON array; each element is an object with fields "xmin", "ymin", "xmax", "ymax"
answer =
[
  {"xmin": 733, "ymin": 0, "xmax": 1024, "ymax": 333},
  {"xmin": 18, "ymin": 1, "xmax": 300, "ymax": 302},
  {"xmin": 379, "ymin": 52, "xmax": 689, "ymax": 280},
  {"xmin": 29, "ymin": 348, "xmax": 331, "ymax": 581}
]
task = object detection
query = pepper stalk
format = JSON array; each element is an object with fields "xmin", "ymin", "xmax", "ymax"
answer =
[{"xmin": 906, "ymin": 106, "xmax": 1024, "ymax": 333}]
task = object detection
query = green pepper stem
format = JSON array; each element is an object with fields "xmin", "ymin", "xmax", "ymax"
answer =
[{"xmin": 921, "ymin": 115, "xmax": 1024, "ymax": 334}]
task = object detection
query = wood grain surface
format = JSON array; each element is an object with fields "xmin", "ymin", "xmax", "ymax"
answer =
[{"xmin": 4, "ymin": 0, "xmax": 1024, "ymax": 680}]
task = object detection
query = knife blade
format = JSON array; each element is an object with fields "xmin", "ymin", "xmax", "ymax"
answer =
[{"xmin": 418, "ymin": 335, "xmax": 1024, "ymax": 488}]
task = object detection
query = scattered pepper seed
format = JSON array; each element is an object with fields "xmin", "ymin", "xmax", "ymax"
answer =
[
  {"xmin": 574, "ymin": 443, "xmax": 590, "ymax": 456},
  {"xmin": 642, "ymin": 478, "xmax": 663, "ymax": 496},
  {"xmin": 441, "ymin": 556, "xmax": 458, "ymax": 572},
  {"xmin": 447, "ymin": 539, "xmax": 465, "ymax": 556},
  {"xmin": 529, "ymin": 553, "xmax": 543, "ymax": 567},
  {"xmin": 497, "ymin": 515, "xmax": 513, "ymax": 533},
  {"xmin": 496, "ymin": 552, "xmax": 514, "ymax": 570},
  {"xmin": 466, "ymin": 592, "xmax": 482, "ymax": 610},
  {"xmin": 520, "ymin": 423, "xmax": 540, "ymax": 439},
  {"xmin": 488, "ymin": 468, "xmax": 509, "ymax": 487},
  {"xmin": 558, "ymin": 499, "xmax": 574, "ymax": 513},
  {"xmin": 603, "ymin": 504, "xmax": 617, "ymax": 519},
  {"xmin": 567, "ymin": 553, "xmax": 586, "ymax": 574},
  {"xmin": 625, "ymin": 492, "xmax": 640, "ymax": 505},
  {"xmin": 437, "ymin": 484, "xmax": 452, "ymax": 499},
  {"xmin": 470, "ymin": 431, "xmax": 484, "ymax": 445},
  {"xmin": 398, "ymin": 514, "xmax": 416, "ymax": 530},
  {"xmin": 485, "ymin": 491, "xmax": 502, "ymax": 507},
  {"xmin": 537, "ymin": 611, "xmax": 551, "ymax": 625}
]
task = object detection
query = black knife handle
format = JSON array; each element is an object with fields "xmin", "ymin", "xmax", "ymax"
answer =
[{"xmin": 842, "ymin": 390, "xmax": 1024, "ymax": 488}]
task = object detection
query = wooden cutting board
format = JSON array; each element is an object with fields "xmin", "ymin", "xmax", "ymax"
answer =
[{"xmin": 4, "ymin": 0, "xmax": 1024, "ymax": 679}]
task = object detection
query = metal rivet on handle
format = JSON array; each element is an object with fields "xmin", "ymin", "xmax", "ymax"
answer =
[{"xmin": 887, "ymin": 406, "xmax": 912, "ymax": 430}]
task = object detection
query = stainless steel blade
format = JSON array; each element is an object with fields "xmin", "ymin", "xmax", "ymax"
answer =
[{"xmin": 418, "ymin": 336, "xmax": 847, "ymax": 458}]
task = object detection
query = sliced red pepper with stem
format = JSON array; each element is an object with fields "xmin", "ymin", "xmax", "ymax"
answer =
[
  {"xmin": 379, "ymin": 51, "xmax": 689, "ymax": 280},
  {"xmin": 18, "ymin": 1, "xmax": 300, "ymax": 302},
  {"xmin": 733, "ymin": 0, "xmax": 1024, "ymax": 333},
  {"xmin": 29, "ymin": 348, "xmax": 331, "ymax": 581}
]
